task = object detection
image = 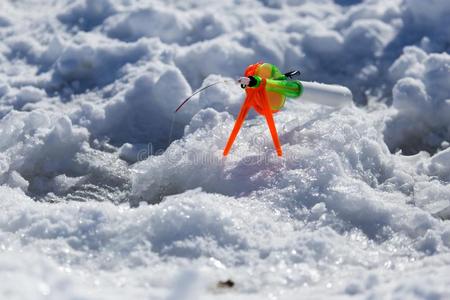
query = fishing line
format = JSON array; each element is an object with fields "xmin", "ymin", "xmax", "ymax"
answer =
[{"xmin": 167, "ymin": 112, "xmax": 176, "ymax": 147}]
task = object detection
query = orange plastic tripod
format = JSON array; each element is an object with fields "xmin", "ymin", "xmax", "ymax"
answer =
[{"xmin": 223, "ymin": 78, "xmax": 282, "ymax": 156}]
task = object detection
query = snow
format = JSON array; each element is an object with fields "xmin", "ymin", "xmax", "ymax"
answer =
[
  {"xmin": 0, "ymin": 0, "xmax": 450, "ymax": 299},
  {"xmin": 385, "ymin": 48, "xmax": 450, "ymax": 154}
]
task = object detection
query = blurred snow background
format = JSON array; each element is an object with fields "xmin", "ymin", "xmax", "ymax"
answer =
[{"xmin": 1, "ymin": 0, "xmax": 450, "ymax": 299}]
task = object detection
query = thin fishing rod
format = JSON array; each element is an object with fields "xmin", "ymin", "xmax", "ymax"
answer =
[{"xmin": 174, "ymin": 80, "xmax": 234, "ymax": 113}]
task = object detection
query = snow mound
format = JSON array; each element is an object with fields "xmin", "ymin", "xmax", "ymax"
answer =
[
  {"xmin": 50, "ymin": 35, "xmax": 149, "ymax": 94},
  {"xmin": 104, "ymin": 7, "xmax": 191, "ymax": 44},
  {"xmin": 0, "ymin": 110, "xmax": 88, "ymax": 192},
  {"xmin": 385, "ymin": 48, "xmax": 450, "ymax": 154},
  {"xmin": 58, "ymin": 0, "xmax": 116, "ymax": 31},
  {"xmin": 89, "ymin": 64, "xmax": 192, "ymax": 148}
]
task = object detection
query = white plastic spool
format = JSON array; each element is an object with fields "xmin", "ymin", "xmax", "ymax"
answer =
[{"xmin": 300, "ymin": 81, "xmax": 353, "ymax": 107}]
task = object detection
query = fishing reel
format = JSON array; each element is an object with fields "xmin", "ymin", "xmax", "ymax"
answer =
[{"xmin": 238, "ymin": 76, "xmax": 257, "ymax": 89}]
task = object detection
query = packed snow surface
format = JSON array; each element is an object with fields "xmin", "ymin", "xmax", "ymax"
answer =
[{"xmin": 1, "ymin": 0, "xmax": 450, "ymax": 299}]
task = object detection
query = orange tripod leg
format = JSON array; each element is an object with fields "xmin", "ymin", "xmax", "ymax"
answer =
[
  {"xmin": 223, "ymin": 95, "xmax": 252, "ymax": 156},
  {"xmin": 260, "ymin": 90, "xmax": 283, "ymax": 156}
]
